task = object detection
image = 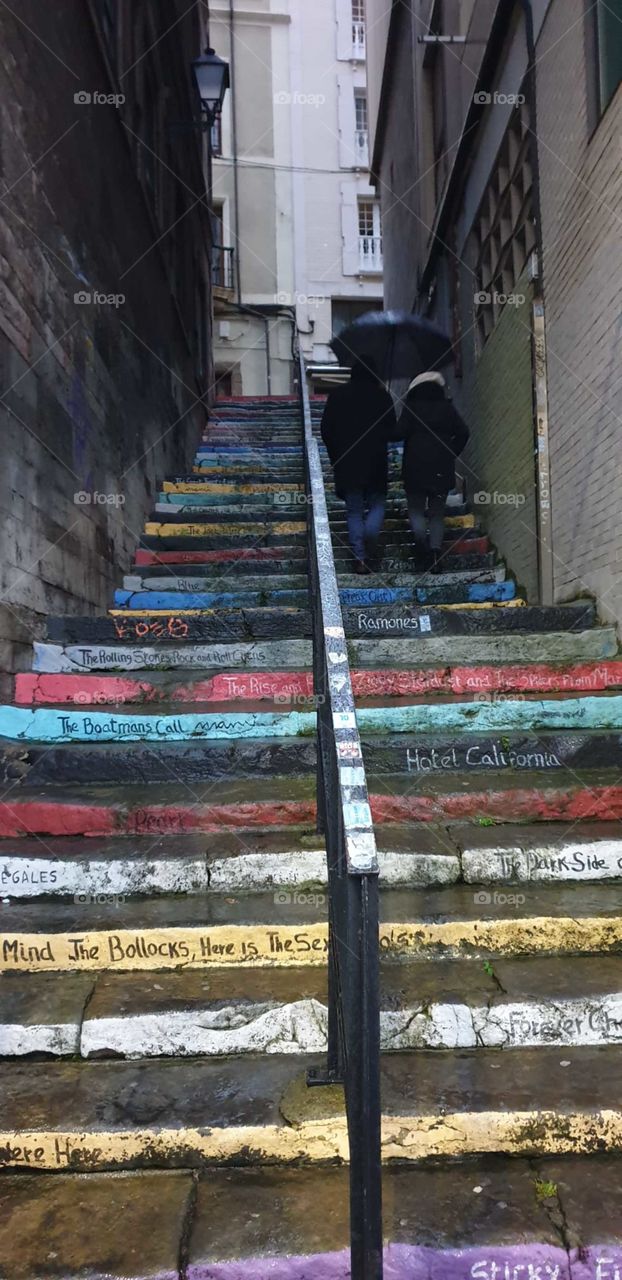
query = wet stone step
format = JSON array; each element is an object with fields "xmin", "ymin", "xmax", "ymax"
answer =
[
  {"xmin": 3, "ymin": 1046, "xmax": 622, "ymax": 1167},
  {"xmin": 0, "ymin": 1159, "xmax": 609, "ymax": 1280},
  {"xmin": 4, "ymin": 821, "xmax": 622, "ymax": 901},
  {"xmin": 0, "ymin": 826, "xmax": 458, "ymax": 900},
  {"xmin": 5, "ymin": 761, "xmax": 610, "ymax": 830},
  {"xmin": 4, "ymin": 881, "xmax": 622, "ymax": 973},
  {"xmin": 46, "ymin": 610, "xmax": 312, "ymax": 644},
  {"xmin": 111, "ymin": 582, "xmax": 516, "ymax": 610},
  {"xmin": 1, "ymin": 738, "xmax": 317, "ymax": 786},
  {"xmin": 134, "ymin": 548, "xmax": 308, "ymax": 568},
  {"xmin": 16, "ymin": 669, "xmax": 317, "ymax": 705},
  {"xmin": 11, "ymin": 729, "xmax": 617, "ymax": 790},
  {"xmin": 33, "ymin": 638, "xmax": 313, "ymax": 673},
  {"xmin": 8, "ymin": 698, "xmax": 622, "ymax": 744},
  {"xmin": 8, "ymin": 954, "xmax": 622, "ymax": 1059},
  {"xmin": 140, "ymin": 530, "xmax": 308, "ymax": 550},
  {"xmin": 344, "ymin": 602, "xmax": 595, "ymax": 637}
]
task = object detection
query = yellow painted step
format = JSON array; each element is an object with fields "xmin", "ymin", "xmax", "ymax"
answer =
[
  {"xmin": 4, "ymin": 913, "xmax": 622, "ymax": 973},
  {"xmin": 144, "ymin": 522, "xmax": 306, "ymax": 537}
]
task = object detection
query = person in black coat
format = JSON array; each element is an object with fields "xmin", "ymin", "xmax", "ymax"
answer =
[
  {"xmin": 399, "ymin": 371, "xmax": 469, "ymax": 571},
  {"xmin": 321, "ymin": 360, "xmax": 397, "ymax": 573}
]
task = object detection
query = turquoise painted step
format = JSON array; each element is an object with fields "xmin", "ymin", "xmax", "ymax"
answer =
[
  {"xmin": 113, "ymin": 582, "xmax": 516, "ymax": 610},
  {"xmin": 0, "ymin": 705, "xmax": 317, "ymax": 743},
  {"xmin": 24, "ymin": 685, "xmax": 622, "ymax": 742},
  {"xmin": 195, "ymin": 447, "xmax": 303, "ymax": 457}
]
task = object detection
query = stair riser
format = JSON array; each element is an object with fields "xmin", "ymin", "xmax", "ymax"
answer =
[
  {"xmin": 112, "ymin": 583, "xmax": 515, "ymax": 610},
  {"xmin": 4, "ymin": 836, "xmax": 622, "ymax": 899},
  {"xmin": 4, "ymin": 916, "xmax": 622, "ymax": 974},
  {"xmin": 21, "ymin": 661, "xmax": 622, "ymax": 705},
  {"xmin": 7, "ymin": 699, "xmax": 622, "ymax": 742},
  {"xmin": 1, "ymin": 1112, "xmax": 622, "ymax": 1168},
  {"xmin": 32, "ymin": 633, "xmax": 616, "ymax": 674},
  {"xmin": 9, "ymin": 993, "xmax": 622, "ymax": 1059},
  {"xmin": 46, "ymin": 605, "xmax": 591, "ymax": 646},
  {"xmin": 33, "ymin": 640, "xmax": 313, "ymax": 673},
  {"xmin": 2, "ymin": 741, "xmax": 316, "ymax": 785},
  {"xmin": 8, "ymin": 732, "xmax": 616, "ymax": 787},
  {"xmin": 0, "ymin": 849, "xmax": 457, "ymax": 900}
]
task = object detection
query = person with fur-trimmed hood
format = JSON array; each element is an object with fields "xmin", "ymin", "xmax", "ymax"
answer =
[{"xmin": 399, "ymin": 371, "xmax": 469, "ymax": 572}]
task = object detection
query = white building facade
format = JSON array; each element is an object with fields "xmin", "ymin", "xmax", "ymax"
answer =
[{"xmin": 210, "ymin": 0, "xmax": 383, "ymax": 395}]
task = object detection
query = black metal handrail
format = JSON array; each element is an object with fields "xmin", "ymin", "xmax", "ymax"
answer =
[{"xmin": 297, "ymin": 348, "xmax": 383, "ymax": 1279}]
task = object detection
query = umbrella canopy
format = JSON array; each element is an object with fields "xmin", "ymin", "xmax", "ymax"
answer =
[{"xmin": 330, "ymin": 309, "xmax": 453, "ymax": 382}]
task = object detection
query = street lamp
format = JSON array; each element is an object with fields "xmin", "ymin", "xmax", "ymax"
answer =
[{"xmin": 192, "ymin": 47, "xmax": 230, "ymax": 123}]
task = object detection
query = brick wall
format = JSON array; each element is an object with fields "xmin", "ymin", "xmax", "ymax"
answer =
[
  {"xmin": 536, "ymin": 0, "xmax": 622, "ymax": 627},
  {"xmin": 459, "ymin": 271, "xmax": 539, "ymax": 602},
  {"xmin": 0, "ymin": 1, "xmax": 211, "ymax": 673}
]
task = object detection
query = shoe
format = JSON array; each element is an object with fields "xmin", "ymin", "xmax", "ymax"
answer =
[
  {"xmin": 353, "ymin": 559, "xmax": 371, "ymax": 575},
  {"xmin": 429, "ymin": 552, "xmax": 444, "ymax": 574},
  {"xmin": 365, "ymin": 539, "xmax": 382, "ymax": 572},
  {"xmin": 413, "ymin": 545, "xmax": 434, "ymax": 572}
]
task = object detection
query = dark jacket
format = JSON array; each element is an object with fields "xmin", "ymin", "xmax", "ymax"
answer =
[
  {"xmin": 399, "ymin": 383, "xmax": 469, "ymax": 494},
  {"xmin": 321, "ymin": 367, "xmax": 397, "ymax": 498}
]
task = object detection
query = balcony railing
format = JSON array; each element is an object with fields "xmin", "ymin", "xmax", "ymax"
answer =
[
  {"xmin": 354, "ymin": 128, "xmax": 369, "ymax": 166},
  {"xmin": 211, "ymin": 245, "xmax": 235, "ymax": 292},
  {"xmin": 358, "ymin": 234, "xmax": 383, "ymax": 272},
  {"xmin": 352, "ymin": 20, "xmax": 366, "ymax": 58}
]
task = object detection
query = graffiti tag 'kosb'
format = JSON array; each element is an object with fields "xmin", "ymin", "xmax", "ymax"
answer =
[{"xmin": 113, "ymin": 616, "xmax": 189, "ymax": 640}]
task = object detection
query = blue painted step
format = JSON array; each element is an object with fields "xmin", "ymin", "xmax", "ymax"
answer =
[{"xmin": 113, "ymin": 581, "xmax": 516, "ymax": 610}]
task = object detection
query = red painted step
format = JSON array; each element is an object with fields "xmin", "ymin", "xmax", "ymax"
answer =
[
  {"xmin": 3, "ymin": 779, "xmax": 622, "ymax": 837},
  {"xmin": 135, "ymin": 547, "xmax": 290, "ymax": 566},
  {"xmin": 17, "ymin": 662, "xmax": 622, "ymax": 707}
]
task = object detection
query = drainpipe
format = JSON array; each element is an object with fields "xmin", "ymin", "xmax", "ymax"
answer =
[
  {"xmin": 520, "ymin": 0, "xmax": 554, "ymax": 605},
  {"xmin": 229, "ymin": 0, "xmax": 242, "ymax": 304}
]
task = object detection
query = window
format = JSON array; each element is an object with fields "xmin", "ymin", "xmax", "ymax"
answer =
[
  {"xmin": 358, "ymin": 198, "xmax": 382, "ymax": 271},
  {"xmin": 593, "ymin": 0, "xmax": 622, "ymax": 117},
  {"xmin": 471, "ymin": 97, "xmax": 536, "ymax": 346},
  {"xmin": 352, "ymin": 0, "xmax": 365, "ymax": 57},
  {"xmin": 354, "ymin": 91, "xmax": 368, "ymax": 164},
  {"xmin": 332, "ymin": 298, "xmax": 378, "ymax": 338},
  {"xmin": 211, "ymin": 114, "xmax": 223, "ymax": 157}
]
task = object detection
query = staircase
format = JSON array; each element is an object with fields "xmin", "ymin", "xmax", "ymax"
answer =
[{"xmin": 1, "ymin": 391, "xmax": 622, "ymax": 1277}]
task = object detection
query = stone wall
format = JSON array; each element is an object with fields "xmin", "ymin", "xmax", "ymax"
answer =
[
  {"xmin": 536, "ymin": 0, "xmax": 622, "ymax": 625},
  {"xmin": 0, "ymin": 0, "xmax": 211, "ymax": 673}
]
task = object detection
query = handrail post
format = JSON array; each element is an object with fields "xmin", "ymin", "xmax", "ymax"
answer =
[{"xmin": 297, "ymin": 350, "xmax": 383, "ymax": 1280}]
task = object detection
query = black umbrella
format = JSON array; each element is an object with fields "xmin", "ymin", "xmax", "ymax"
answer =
[{"xmin": 330, "ymin": 309, "xmax": 453, "ymax": 382}]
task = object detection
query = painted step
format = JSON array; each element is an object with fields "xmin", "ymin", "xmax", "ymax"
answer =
[
  {"xmin": 8, "ymin": 953, "xmax": 622, "ymax": 1059},
  {"xmin": 5, "ymin": 820, "xmax": 622, "ymax": 901},
  {"xmin": 16, "ymin": 669, "xmax": 316, "ymax": 706},
  {"xmin": 8, "ymin": 695, "xmax": 622, "ymax": 748},
  {"xmin": 0, "ymin": 778, "xmax": 318, "ymax": 838},
  {"xmin": 157, "ymin": 491, "xmax": 469, "ymax": 515},
  {"xmin": 33, "ymin": 629, "xmax": 617, "ymax": 676},
  {"xmin": 1, "ymin": 738, "xmax": 317, "ymax": 786},
  {"xmin": 4, "ymin": 1046, "xmax": 622, "ymax": 1167},
  {"xmin": 135, "ymin": 547, "xmax": 308, "ymax": 567},
  {"xmin": 1, "ymin": 1160, "xmax": 616, "ymax": 1280},
  {"xmin": 4, "ymin": 881, "xmax": 622, "ymax": 973},
  {"xmin": 17, "ymin": 658, "xmax": 622, "ymax": 708},
  {"xmin": 33, "ymin": 638, "xmax": 313, "ymax": 673},
  {"xmin": 15, "ymin": 726, "xmax": 618, "ymax": 788},
  {"xmin": 123, "ymin": 573, "xmax": 310, "ymax": 592},
  {"xmin": 0, "ymin": 826, "xmax": 458, "ymax": 900},
  {"xmin": 344, "ymin": 602, "xmax": 595, "ymax": 637},
  {"xmin": 47, "ymin": 610, "xmax": 311, "ymax": 643},
  {"xmin": 128, "ymin": 564, "xmax": 506, "ymax": 586},
  {"xmin": 141, "ymin": 527, "xmax": 307, "ymax": 547},
  {"xmin": 4, "ymin": 767, "xmax": 620, "ymax": 832},
  {"xmin": 111, "ymin": 581, "xmax": 516, "ymax": 610}
]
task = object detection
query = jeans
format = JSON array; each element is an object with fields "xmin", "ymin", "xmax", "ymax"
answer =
[
  {"xmin": 343, "ymin": 489, "xmax": 386, "ymax": 561},
  {"xmin": 407, "ymin": 490, "xmax": 447, "ymax": 552}
]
